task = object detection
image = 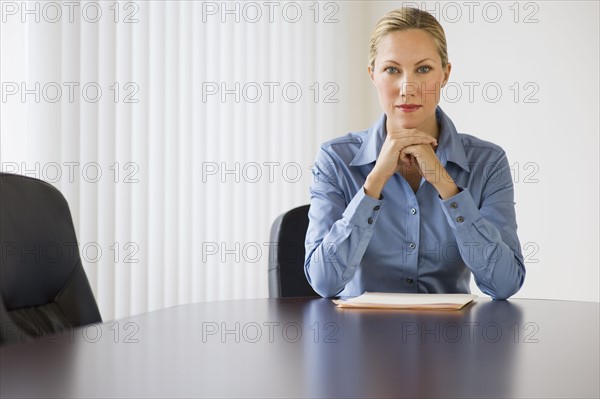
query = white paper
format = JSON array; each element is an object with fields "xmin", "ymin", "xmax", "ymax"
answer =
[{"xmin": 333, "ymin": 292, "xmax": 478, "ymax": 310}]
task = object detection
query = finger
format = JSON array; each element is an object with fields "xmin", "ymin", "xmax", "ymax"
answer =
[
  {"xmin": 402, "ymin": 144, "xmax": 438, "ymax": 169},
  {"xmin": 390, "ymin": 139, "xmax": 438, "ymax": 154},
  {"xmin": 387, "ymin": 135, "xmax": 437, "ymax": 148},
  {"xmin": 387, "ymin": 131, "xmax": 437, "ymax": 142},
  {"xmin": 398, "ymin": 149, "xmax": 414, "ymax": 166},
  {"xmin": 387, "ymin": 129, "xmax": 438, "ymax": 142}
]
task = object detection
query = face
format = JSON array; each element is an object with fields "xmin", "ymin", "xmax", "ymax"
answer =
[{"xmin": 369, "ymin": 29, "xmax": 451, "ymax": 136}]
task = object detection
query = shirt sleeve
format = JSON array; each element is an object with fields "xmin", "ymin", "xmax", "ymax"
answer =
[
  {"xmin": 438, "ymin": 150, "xmax": 526, "ymax": 299},
  {"xmin": 304, "ymin": 147, "xmax": 383, "ymax": 297}
]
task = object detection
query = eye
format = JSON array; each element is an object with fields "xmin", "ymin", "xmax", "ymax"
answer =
[
  {"xmin": 384, "ymin": 66, "xmax": 399, "ymax": 74},
  {"xmin": 417, "ymin": 65, "xmax": 431, "ymax": 73}
]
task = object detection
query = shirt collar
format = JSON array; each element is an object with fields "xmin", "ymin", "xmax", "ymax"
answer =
[
  {"xmin": 349, "ymin": 107, "xmax": 470, "ymax": 173},
  {"xmin": 435, "ymin": 107, "xmax": 470, "ymax": 172},
  {"xmin": 348, "ymin": 113, "xmax": 386, "ymax": 167}
]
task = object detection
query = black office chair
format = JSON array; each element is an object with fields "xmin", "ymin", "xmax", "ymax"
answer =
[
  {"xmin": 268, "ymin": 205, "xmax": 319, "ymax": 298},
  {"xmin": 0, "ymin": 173, "xmax": 102, "ymax": 344}
]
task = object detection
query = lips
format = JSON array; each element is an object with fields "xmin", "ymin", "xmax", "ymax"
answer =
[{"xmin": 397, "ymin": 104, "xmax": 422, "ymax": 112}]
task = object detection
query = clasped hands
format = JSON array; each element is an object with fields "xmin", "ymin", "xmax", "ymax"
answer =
[{"xmin": 364, "ymin": 128, "xmax": 459, "ymax": 200}]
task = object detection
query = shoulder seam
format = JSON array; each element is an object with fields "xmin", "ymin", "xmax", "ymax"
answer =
[
  {"xmin": 458, "ymin": 133, "xmax": 505, "ymax": 154},
  {"xmin": 321, "ymin": 132, "xmax": 366, "ymax": 148}
]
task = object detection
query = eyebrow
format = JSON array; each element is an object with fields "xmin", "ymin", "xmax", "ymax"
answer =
[{"xmin": 382, "ymin": 58, "xmax": 435, "ymax": 65}]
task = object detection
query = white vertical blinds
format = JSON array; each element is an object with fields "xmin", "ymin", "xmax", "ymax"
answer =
[{"xmin": 2, "ymin": 1, "xmax": 373, "ymax": 321}]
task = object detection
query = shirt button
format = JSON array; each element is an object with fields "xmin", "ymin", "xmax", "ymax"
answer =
[
  {"xmin": 410, "ymin": 208, "xmax": 417, "ymax": 215},
  {"xmin": 409, "ymin": 242, "xmax": 416, "ymax": 250},
  {"xmin": 374, "ymin": 205, "xmax": 380, "ymax": 211},
  {"xmin": 368, "ymin": 217, "xmax": 374, "ymax": 224},
  {"xmin": 456, "ymin": 216, "xmax": 464, "ymax": 223},
  {"xmin": 450, "ymin": 202, "xmax": 458, "ymax": 209},
  {"xmin": 406, "ymin": 278, "xmax": 414, "ymax": 284}
]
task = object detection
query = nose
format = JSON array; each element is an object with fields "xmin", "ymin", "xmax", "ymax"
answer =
[{"xmin": 398, "ymin": 72, "xmax": 419, "ymax": 97}]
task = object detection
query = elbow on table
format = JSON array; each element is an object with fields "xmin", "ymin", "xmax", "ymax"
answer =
[
  {"xmin": 305, "ymin": 267, "xmax": 343, "ymax": 298},
  {"xmin": 307, "ymin": 276, "xmax": 343, "ymax": 298},
  {"xmin": 312, "ymin": 284, "xmax": 342, "ymax": 298},
  {"xmin": 489, "ymin": 272, "xmax": 525, "ymax": 300},
  {"xmin": 489, "ymin": 289, "xmax": 517, "ymax": 301}
]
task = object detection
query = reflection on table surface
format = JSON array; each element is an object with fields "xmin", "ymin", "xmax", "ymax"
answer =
[{"xmin": 1, "ymin": 298, "xmax": 599, "ymax": 398}]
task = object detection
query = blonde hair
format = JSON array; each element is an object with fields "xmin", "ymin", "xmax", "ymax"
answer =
[{"xmin": 369, "ymin": 7, "xmax": 448, "ymax": 70}]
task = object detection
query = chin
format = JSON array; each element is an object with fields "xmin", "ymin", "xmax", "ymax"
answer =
[
  {"xmin": 396, "ymin": 123, "xmax": 420, "ymax": 130},
  {"xmin": 388, "ymin": 114, "xmax": 425, "ymax": 130}
]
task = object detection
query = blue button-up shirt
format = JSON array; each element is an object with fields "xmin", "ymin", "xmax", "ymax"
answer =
[{"xmin": 305, "ymin": 107, "xmax": 525, "ymax": 300}]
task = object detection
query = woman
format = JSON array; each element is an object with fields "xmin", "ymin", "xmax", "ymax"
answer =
[{"xmin": 304, "ymin": 7, "xmax": 525, "ymax": 300}]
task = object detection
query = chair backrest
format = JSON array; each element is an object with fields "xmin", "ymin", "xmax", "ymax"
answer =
[
  {"xmin": 0, "ymin": 173, "xmax": 102, "ymax": 344},
  {"xmin": 268, "ymin": 205, "xmax": 319, "ymax": 298}
]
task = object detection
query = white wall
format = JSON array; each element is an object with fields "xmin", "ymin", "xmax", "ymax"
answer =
[{"xmin": 1, "ymin": 1, "xmax": 598, "ymax": 317}]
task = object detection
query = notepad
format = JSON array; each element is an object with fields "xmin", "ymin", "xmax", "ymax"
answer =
[{"xmin": 333, "ymin": 292, "xmax": 477, "ymax": 310}]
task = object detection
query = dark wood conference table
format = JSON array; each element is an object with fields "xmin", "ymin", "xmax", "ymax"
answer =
[{"xmin": 1, "ymin": 297, "xmax": 598, "ymax": 398}]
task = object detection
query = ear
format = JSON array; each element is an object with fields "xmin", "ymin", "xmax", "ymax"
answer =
[
  {"xmin": 441, "ymin": 62, "xmax": 452, "ymax": 87},
  {"xmin": 368, "ymin": 65, "xmax": 375, "ymax": 83}
]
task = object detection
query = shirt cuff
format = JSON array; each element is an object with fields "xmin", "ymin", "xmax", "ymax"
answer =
[
  {"xmin": 439, "ymin": 188, "xmax": 480, "ymax": 229},
  {"xmin": 342, "ymin": 186, "xmax": 384, "ymax": 229}
]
